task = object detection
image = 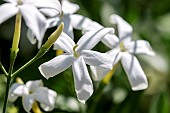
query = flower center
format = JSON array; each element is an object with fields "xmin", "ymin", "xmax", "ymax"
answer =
[
  {"xmin": 17, "ymin": 0, "xmax": 22, "ymax": 5},
  {"xmin": 119, "ymin": 42, "xmax": 126, "ymax": 52},
  {"xmin": 73, "ymin": 45, "xmax": 79, "ymax": 58}
]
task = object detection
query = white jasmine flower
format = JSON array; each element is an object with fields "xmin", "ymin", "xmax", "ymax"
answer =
[
  {"xmin": 9, "ymin": 80, "xmax": 57, "ymax": 112},
  {"xmin": 39, "ymin": 28, "xmax": 114, "ymax": 103},
  {"xmin": 0, "ymin": 0, "xmax": 61, "ymax": 48},
  {"xmin": 91, "ymin": 14, "xmax": 155, "ymax": 91},
  {"xmin": 46, "ymin": 0, "xmax": 103, "ymax": 39}
]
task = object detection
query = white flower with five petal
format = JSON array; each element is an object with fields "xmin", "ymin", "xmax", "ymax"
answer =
[
  {"xmin": 9, "ymin": 80, "xmax": 57, "ymax": 112},
  {"xmin": 0, "ymin": 0, "xmax": 61, "ymax": 48},
  {"xmin": 91, "ymin": 14, "xmax": 155, "ymax": 91},
  {"xmin": 39, "ymin": 28, "xmax": 114, "ymax": 103}
]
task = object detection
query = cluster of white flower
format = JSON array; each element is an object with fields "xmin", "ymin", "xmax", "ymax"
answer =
[{"xmin": 0, "ymin": 0, "xmax": 155, "ymax": 112}]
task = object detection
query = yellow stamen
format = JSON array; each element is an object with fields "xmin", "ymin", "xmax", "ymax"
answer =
[
  {"xmin": 73, "ymin": 45, "xmax": 79, "ymax": 58},
  {"xmin": 119, "ymin": 42, "xmax": 126, "ymax": 52},
  {"xmin": 56, "ymin": 50, "xmax": 64, "ymax": 56}
]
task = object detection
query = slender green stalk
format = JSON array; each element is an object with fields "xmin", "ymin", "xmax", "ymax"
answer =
[
  {"xmin": 0, "ymin": 62, "xmax": 8, "ymax": 77},
  {"xmin": 12, "ymin": 47, "xmax": 48, "ymax": 78},
  {"xmin": 3, "ymin": 52, "xmax": 17, "ymax": 113}
]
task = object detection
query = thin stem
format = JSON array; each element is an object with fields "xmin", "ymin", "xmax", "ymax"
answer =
[
  {"xmin": 0, "ymin": 62, "xmax": 8, "ymax": 77},
  {"xmin": 2, "ymin": 77, "xmax": 11, "ymax": 113},
  {"xmin": 12, "ymin": 47, "xmax": 48, "ymax": 78},
  {"xmin": 3, "ymin": 52, "xmax": 17, "ymax": 113}
]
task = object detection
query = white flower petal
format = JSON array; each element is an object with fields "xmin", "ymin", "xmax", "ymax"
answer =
[
  {"xmin": 126, "ymin": 40, "xmax": 155, "ymax": 56},
  {"xmin": 19, "ymin": 4, "xmax": 47, "ymax": 48},
  {"xmin": 121, "ymin": 52, "xmax": 148, "ymax": 91},
  {"xmin": 4, "ymin": 0, "xmax": 17, "ymax": 3},
  {"xmin": 40, "ymin": 103, "xmax": 54, "ymax": 111},
  {"xmin": 34, "ymin": 87, "xmax": 57, "ymax": 110},
  {"xmin": 76, "ymin": 28, "xmax": 114, "ymax": 52},
  {"xmin": 39, "ymin": 8, "xmax": 60, "ymax": 17},
  {"xmin": 10, "ymin": 83, "xmax": 29, "ymax": 96},
  {"xmin": 107, "ymin": 49, "xmax": 122, "ymax": 65},
  {"xmin": 72, "ymin": 57, "xmax": 93, "ymax": 102},
  {"xmin": 46, "ymin": 17, "xmax": 60, "ymax": 28},
  {"xmin": 24, "ymin": 0, "xmax": 61, "ymax": 15},
  {"xmin": 90, "ymin": 66, "xmax": 110, "ymax": 81},
  {"xmin": 0, "ymin": 3, "xmax": 18, "ymax": 24},
  {"xmin": 22, "ymin": 95, "xmax": 34, "ymax": 112},
  {"xmin": 101, "ymin": 34, "xmax": 119, "ymax": 49},
  {"xmin": 27, "ymin": 29, "xmax": 37, "ymax": 45},
  {"xmin": 39, "ymin": 54, "xmax": 74, "ymax": 79},
  {"xmin": 109, "ymin": 14, "xmax": 132, "ymax": 44},
  {"xmin": 53, "ymin": 32, "xmax": 75, "ymax": 54},
  {"xmin": 81, "ymin": 50, "xmax": 113, "ymax": 69},
  {"xmin": 62, "ymin": 15, "xmax": 74, "ymax": 39},
  {"xmin": 8, "ymin": 93, "xmax": 18, "ymax": 102},
  {"xmin": 25, "ymin": 80, "xmax": 43, "ymax": 92},
  {"xmin": 62, "ymin": 0, "xmax": 79, "ymax": 14},
  {"xmin": 70, "ymin": 14, "xmax": 103, "ymax": 33}
]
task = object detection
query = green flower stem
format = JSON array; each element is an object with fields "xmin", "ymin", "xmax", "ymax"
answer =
[
  {"xmin": 12, "ymin": 47, "xmax": 48, "ymax": 78},
  {"xmin": 0, "ymin": 62, "xmax": 8, "ymax": 77},
  {"xmin": 3, "ymin": 51, "xmax": 17, "ymax": 113},
  {"xmin": 88, "ymin": 63, "xmax": 118, "ymax": 113}
]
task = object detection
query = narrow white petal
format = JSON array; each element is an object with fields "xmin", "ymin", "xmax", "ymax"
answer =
[
  {"xmin": 40, "ymin": 103, "xmax": 54, "ymax": 111},
  {"xmin": 62, "ymin": 0, "xmax": 79, "ymax": 14},
  {"xmin": 90, "ymin": 66, "xmax": 110, "ymax": 81},
  {"xmin": 46, "ymin": 17, "xmax": 60, "ymax": 28},
  {"xmin": 81, "ymin": 50, "xmax": 113, "ymax": 69},
  {"xmin": 72, "ymin": 57, "xmax": 93, "ymax": 102},
  {"xmin": 39, "ymin": 8, "xmax": 60, "ymax": 17},
  {"xmin": 101, "ymin": 34, "xmax": 119, "ymax": 49},
  {"xmin": 24, "ymin": 0, "xmax": 61, "ymax": 16},
  {"xmin": 107, "ymin": 49, "xmax": 122, "ymax": 65},
  {"xmin": 70, "ymin": 14, "xmax": 103, "ymax": 33},
  {"xmin": 126, "ymin": 40, "xmax": 155, "ymax": 56},
  {"xmin": 53, "ymin": 32, "xmax": 75, "ymax": 54},
  {"xmin": 109, "ymin": 14, "xmax": 132, "ymax": 44},
  {"xmin": 4, "ymin": 0, "xmax": 17, "ymax": 2},
  {"xmin": 22, "ymin": 95, "xmax": 34, "ymax": 112},
  {"xmin": 0, "ymin": 3, "xmax": 18, "ymax": 24},
  {"xmin": 10, "ymin": 83, "xmax": 29, "ymax": 96},
  {"xmin": 27, "ymin": 29, "xmax": 37, "ymax": 45},
  {"xmin": 121, "ymin": 53, "xmax": 148, "ymax": 90},
  {"xmin": 76, "ymin": 28, "xmax": 114, "ymax": 52},
  {"xmin": 34, "ymin": 87, "xmax": 57, "ymax": 110},
  {"xmin": 19, "ymin": 5, "xmax": 46, "ymax": 48},
  {"xmin": 25, "ymin": 80, "xmax": 43, "ymax": 92},
  {"xmin": 39, "ymin": 54, "xmax": 74, "ymax": 79},
  {"xmin": 8, "ymin": 93, "xmax": 18, "ymax": 102},
  {"xmin": 62, "ymin": 15, "xmax": 74, "ymax": 39}
]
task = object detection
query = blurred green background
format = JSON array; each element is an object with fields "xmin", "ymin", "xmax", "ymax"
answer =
[{"xmin": 0, "ymin": 0, "xmax": 170, "ymax": 113}]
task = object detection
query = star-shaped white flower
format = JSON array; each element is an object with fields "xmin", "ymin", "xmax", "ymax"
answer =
[
  {"xmin": 39, "ymin": 28, "xmax": 114, "ymax": 103},
  {"xmin": 91, "ymin": 14, "xmax": 155, "ymax": 91},
  {"xmin": 9, "ymin": 80, "xmax": 57, "ymax": 112},
  {"xmin": 0, "ymin": 0, "xmax": 61, "ymax": 48}
]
